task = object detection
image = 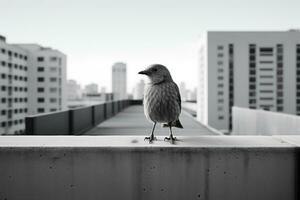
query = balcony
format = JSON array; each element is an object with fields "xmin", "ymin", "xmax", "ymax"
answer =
[{"xmin": 0, "ymin": 100, "xmax": 298, "ymax": 200}]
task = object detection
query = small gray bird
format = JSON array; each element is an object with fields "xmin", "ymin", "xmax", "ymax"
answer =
[{"xmin": 138, "ymin": 64, "xmax": 183, "ymax": 143}]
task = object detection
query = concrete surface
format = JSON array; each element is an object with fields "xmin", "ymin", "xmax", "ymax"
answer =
[
  {"xmin": 232, "ymin": 106, "xmax": 300, "ymax": 135},
  {"xmin": 0, "ymin": 135, "xmax": 299, "ymax": 200},
  {"xmin": 85, "ymin": 105, "xmax": 220, "ymax": 135}
]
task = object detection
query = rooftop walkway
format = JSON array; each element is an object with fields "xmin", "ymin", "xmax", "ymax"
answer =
[{"xmin": 85, "ymin": 105, "xmax": 219, "ymax": 136}]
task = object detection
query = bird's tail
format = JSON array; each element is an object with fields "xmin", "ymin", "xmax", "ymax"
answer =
[{"xmin": 162, "ymin": 119, "xmax": 184, "ymax": 129}]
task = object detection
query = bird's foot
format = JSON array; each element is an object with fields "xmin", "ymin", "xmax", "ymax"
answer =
[
  {"xmin": 144, "ymin": 135, "xmax": 156, "ymax": 143},
  {"xmin": 164, "ymin": 136, "xmax": 177, "ymax": 144}
]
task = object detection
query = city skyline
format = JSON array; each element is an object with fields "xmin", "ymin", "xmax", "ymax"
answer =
[{"xmin": 1, "ymin": 0, "xmax": 300, "ymax": 92}]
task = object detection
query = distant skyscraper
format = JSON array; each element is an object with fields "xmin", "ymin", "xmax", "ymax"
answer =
[
  {"xmin": 198, "ymin": 30, "xmax": 300, "ymax": 132},
  {"xmin": 67, "ymin": 80, "xmax": 82, "ymax": 100},
  {"xmin": 84, "ymin": 83, "xmax": 98, "ymax": 94},
  {"xmin": 112, "ymin": 62, "xmax": 127, "ymax": 100},
  {"xmin": 133, "ymin": 80, "xmax": 145, "ymax": 100},
  {"xmin": 0, "ymin": 35, "xmax": 67, "ymax": 134},
  {"xmin": 179, "ymin": 82, "xmax": 187, "ymax": 101}
]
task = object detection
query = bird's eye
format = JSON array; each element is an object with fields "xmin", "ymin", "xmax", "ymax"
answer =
[{"xmin": 153, "ymin": 68, "xmax": 157, "ymax": 72}]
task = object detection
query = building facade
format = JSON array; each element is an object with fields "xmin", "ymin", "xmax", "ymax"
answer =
[
  {"xmin": 0, "ymin": 36, "xmax": 67, "ymax": 134},
  {"xmin": 112, "ymin": 62, "xmax": 127, "ymax": 100},
  {"xmin": 84, "ymin": 83, "xmax": 99, "ymax": 95},
  {"xmin": 17, "ymin": 44, "xmax": 67, "ymax": 115},
  {"xmin": 67, "ymin": 79, "xmax": 82, "ymax": 100},
  {"xmin": 0, "ymin": 36, "xmax": 29, "ymax": 134},
  {"xmin": 133, "ymin": 80, "xmax": 145, "ymax": 100},
  {"xmin": 198, "ymin": 31, "xmax": 300, "ymax": 133}
]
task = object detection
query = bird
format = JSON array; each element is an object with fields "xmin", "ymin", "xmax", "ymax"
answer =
[{"xmin": 138, "ymin": 64, "xmax": 183, "ymax": 143}]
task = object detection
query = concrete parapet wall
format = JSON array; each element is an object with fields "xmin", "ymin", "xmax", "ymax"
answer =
[
  {"xmin": 0, "ymin": 135, "xmax": 299, "ymax": 200},
  {"xmin": 25, "ymin": 100, "xmax": 137, "ymax": 135},
  {"xmin": 232, "ymin": 106, "xmax": 300, "ymax": 135}
]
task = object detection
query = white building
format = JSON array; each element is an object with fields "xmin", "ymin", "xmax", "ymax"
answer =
[
  {"xmin": 17, "ymin": 44, "xmax": 67, "ymax": 115},
  {"xmin": 67, "ymin": 79, "xmax": 82, "ymax": 100},
  {"xmin": 179, "ymin": 82, "xmax": 187, "ymax": 101},
  {"xmin": 0, "ymin": 35, "xmax": 67, "ymax": 134},
  {"xmin": 186, "ymin": 87, "xmax": 197, "ymax": 102},
  {"xmin": 133, "ymin": 80, "xmax": 145, "ymax": 100},
  {"xmin": 0, "ymin": 36, "xmax": 29, "ymax": 134},
  {"xmin": 112, "ymin": 62, "xmax": 127, "ymax": 100},
  {"xmin": 84, "ymin": 83, "xmax": 98, "ymax": 94},
  {"xmin": 198, "ymin": 30, "xmax": 300, "ymax": 133}
]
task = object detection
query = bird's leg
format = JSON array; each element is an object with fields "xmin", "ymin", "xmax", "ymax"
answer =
[
  {"xmin": 144, "ymin": 122, "xmax": 157, "ymax": 143},
  {"xmin": 164, "ymin": 124, "xmax": 177, "ymax": 143}
]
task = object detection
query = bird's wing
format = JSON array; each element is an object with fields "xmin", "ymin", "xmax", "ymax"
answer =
[{"xmin": 173, "ymin": 82, "xmax": 181, "ymax": 110}]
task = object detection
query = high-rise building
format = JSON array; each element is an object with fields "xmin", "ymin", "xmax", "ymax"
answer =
[
  {"xmin": 112, "ymin": 62, "xmax": 127, "ymax": 100},
  {"xmin": 17, "ymin": 44, "xmax": 67, "ymax": 115},
  {"xmin": 198, "ymin": 30, "xmax": 300, "ymax": 133},
  {"xmin": 67, "ymin": 79, "xmax": 82, "ymax": 100},
  {"xmin": 0, "ymin": 35, "xmax": 67, "ymax": 134},
  {"xmin": 0, "ymin": 36, "xmax": 29, "ymax": 135},
  {"xmin": 133, "ymin": 80, "xmax": 145, "ymax": 100}
]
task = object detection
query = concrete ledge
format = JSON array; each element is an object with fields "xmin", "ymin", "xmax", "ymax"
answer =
[{"xmin": 0, "ymin": 136, "xmax": 299, "ymax": 200}]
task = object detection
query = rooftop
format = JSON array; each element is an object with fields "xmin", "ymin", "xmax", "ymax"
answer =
[{"xmin": 85, "ymin": 105, "xmax": 219, "ymax": 136}]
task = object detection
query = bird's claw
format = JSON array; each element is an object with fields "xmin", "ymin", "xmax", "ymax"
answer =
[
  {"xmin": 164, "ymin": 136, "xmax": 177, "ymax": 143},
  {"xmin": 144, "ymin": 136, "xmax": 156, "ymax": 143}
]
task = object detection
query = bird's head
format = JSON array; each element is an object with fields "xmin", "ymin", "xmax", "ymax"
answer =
[{"xmin": 138, "ymin": 64, "xmax": 173, "ymax": 84}]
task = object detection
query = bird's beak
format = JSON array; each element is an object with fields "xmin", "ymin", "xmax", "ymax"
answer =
[{"xmin": 138, "ymin": 70, "xmax": 149, "ymax": 75}]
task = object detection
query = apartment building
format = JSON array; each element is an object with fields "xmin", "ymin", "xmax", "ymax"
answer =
[
  {"xmin": 17, "ymin": 44, "xmax": 67, "ymax": 115},
  {"xmin": 0, "ymin": 36, "xmax": 67, "ymax": 134},
  {"xmin": 198, "ymin": 31, "xmax": 300, "ymax": 133},
  {"xmin": 0, "ymin": 36, "xmax": 28, "ymax": 134}
]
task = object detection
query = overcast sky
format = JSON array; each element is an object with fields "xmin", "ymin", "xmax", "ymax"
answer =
[{"xmin": 1, "ymin": 0, "xmax": 300, "ymax": 92}]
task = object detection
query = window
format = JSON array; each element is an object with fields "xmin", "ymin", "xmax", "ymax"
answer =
[
  {"xmin": 50, "ymin": 98, "xmax": 57, "ymax": 103},
  {"xmin": 1, "ymin": 73, "xmax": 6, "ymax": 79},
  {"xmin": 217, "ymin": 53, "xmax": 223, "ymax": 58},
  {"xmin": 1, "ymin": 48, "xmax": 5, "ymax": 54},
  {"xmin": 37, "ymin": 77, "xmax": 44, "ymax": 82},
  {"xmin": 1, "ymin": 86, "xmax": 6, "ymax": 91},
  {"xmin": 1, "ymin": 98, "xmax": 6, "ymax": 103},
  {"xmin": 37, "ymin": 87, "xmax": 44, "ymax": 92},
  {"xmin": 50, "ymin": 88, "xmax": 57, "ymax": 92},
  {"xmin": 1, "ymin": 110, "xmax": 6, "ymax": 115},
  {"xmin": 218, "ymin": 116, "xmax": 224, "ymax": 120},
  {"xmin": 50, "ymin": 77, "xmax": 57, "ymax": 82},
  {"xmin": 37, "ymin": 108, "xmax": 45, "ymax": 113},
  {"xmin": 277, "ymin": 107, "xmax": 283, "ymax": 112},
  {"xmin": 1, "ymin": 122, "xmax": 6, "ymax": 127},
  {"xmin": 50, "ymin": 57, "xmax": 57, "ymax": 62},
  {"xmin": 50, "ymin": 67, "xmax": 57, "ymax": 72},
  {"xmin": 37, "ymin": 57, "xmax": 44, "ymax": 62},
  {"xmin": 37, "ymin": 67, "xmax": 44, "ymax": 72},
  {"xmin": 37, "ymin": 98, "xmax": 45, "ymax": 103},
  {"xmin": 1, "ymin": 61, "xmax": 6, "ymax": 66},
  {"xmin": 50, "ymin": 108, "xmax": 57, "ymax": 112}
]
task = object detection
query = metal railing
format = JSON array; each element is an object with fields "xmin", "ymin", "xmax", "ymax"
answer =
[{"xmin": 25, "ymin": 99, "xmax": 142, "ymax": 135}]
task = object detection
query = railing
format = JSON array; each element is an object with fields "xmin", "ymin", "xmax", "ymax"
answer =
[{"xmin": 25, "ymin": 100, "xmax": 142, "ymax": 135}]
